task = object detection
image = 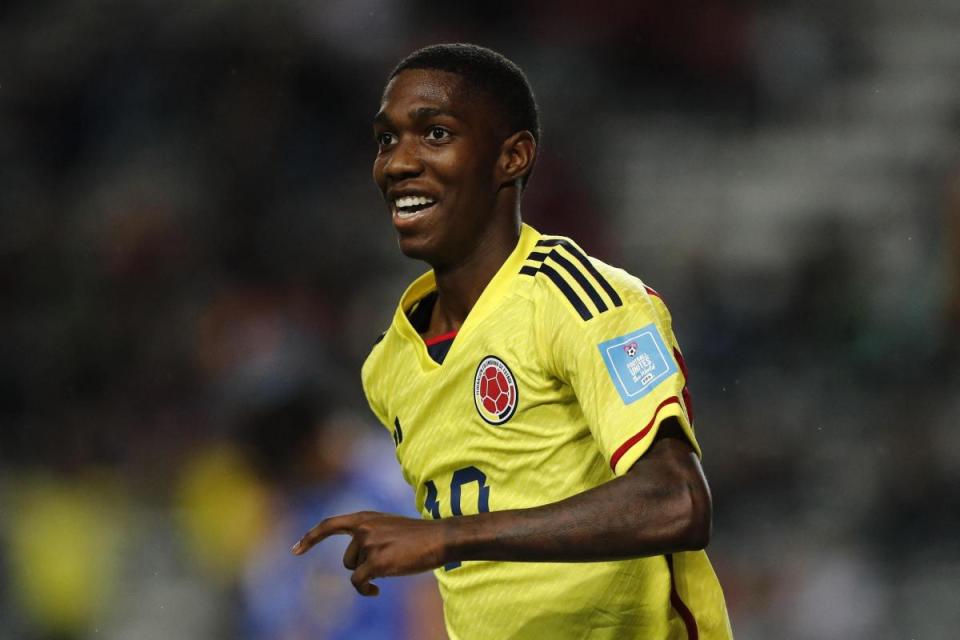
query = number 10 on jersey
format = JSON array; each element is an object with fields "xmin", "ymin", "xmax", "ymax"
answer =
[{"xmin": 424, "ymin": 466, "xmax": 490, "ymax": 570}]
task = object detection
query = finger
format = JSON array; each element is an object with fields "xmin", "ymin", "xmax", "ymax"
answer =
[
  {"xmin": 351, "ymin": 563, "xmax": 380, "ymax": 597},
  {"xmin": 342, "ymin": 536, "xmax": 363, "ymax": 570},
  {"xmin": 291, "ymin": 514, "xmax": 361, "ymax": 555}
]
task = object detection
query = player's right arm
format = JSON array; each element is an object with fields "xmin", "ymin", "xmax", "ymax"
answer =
[
  {"xmin": 439, "ymin": 415, "xmax": 710, "ymax": 561},
  {"xmin": 291, "ymin": 416, "xmax": 709, "ymax": 595}
]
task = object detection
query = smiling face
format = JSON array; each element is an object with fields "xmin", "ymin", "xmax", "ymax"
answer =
[{"xmin": 372, "ymin": 69, "xmax": 511, "ymax": 268}]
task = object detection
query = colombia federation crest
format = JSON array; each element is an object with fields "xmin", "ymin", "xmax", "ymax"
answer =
[{"xmin": 474, "ymin": 356, "xmax": 518, "ymax": 425}]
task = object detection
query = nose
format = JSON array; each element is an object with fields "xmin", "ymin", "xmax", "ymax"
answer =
[{"xmin": 382, "ymin": 136, "xmax": 423, "ymax": 182}]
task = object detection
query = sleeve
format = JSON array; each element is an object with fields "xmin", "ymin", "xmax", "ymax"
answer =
[{"xmin": 541, "ymin": 273, "xmax": 701, "ymax": 476}]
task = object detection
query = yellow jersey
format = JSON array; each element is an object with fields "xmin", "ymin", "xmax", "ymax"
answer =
[{"xmin": 362, "ymin": 224, "xmax": 732, "ymax": 639}]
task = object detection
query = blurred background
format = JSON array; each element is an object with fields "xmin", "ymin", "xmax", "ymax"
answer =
[{"xmin": 2, "ymin": 0, "xmax": 959, "ymax": 638}]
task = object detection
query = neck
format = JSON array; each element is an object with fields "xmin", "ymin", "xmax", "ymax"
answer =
[{"xmin": 430, "ymin": 217, "xmax": 521, "ymax": 332}]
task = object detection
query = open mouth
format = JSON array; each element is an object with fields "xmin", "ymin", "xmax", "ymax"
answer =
[{"xmin": 393, "ymin": 195, "xmax": 437, "ymax": 219}]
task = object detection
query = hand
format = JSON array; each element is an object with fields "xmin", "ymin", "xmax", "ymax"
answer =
[{"xmin": 291, "ymin": 511, "xmax": 449, "ymax": 596}]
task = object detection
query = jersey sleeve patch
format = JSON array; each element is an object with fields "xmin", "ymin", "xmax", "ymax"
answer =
[{"xmin": 598, "ymin": 324, "xmax": 678, "ymax": 405}]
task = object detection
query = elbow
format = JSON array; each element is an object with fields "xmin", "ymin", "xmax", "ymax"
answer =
[
  {"xmin": 677, "ymin": 476, "xmax": 712, "ymax": 551},
  {"xmin": 682, "ymin": 504, "xmax": 711, "ymax": 551}
]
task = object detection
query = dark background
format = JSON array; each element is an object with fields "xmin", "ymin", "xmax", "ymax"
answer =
[{"xmin": 2, "ymin": 1, "xmax": 959, "ymax": 638}]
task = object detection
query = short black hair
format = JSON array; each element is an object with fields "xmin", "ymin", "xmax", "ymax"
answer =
[{"xmin": 389, "ymin": 43, "xmax": 541, "ymax": 186}]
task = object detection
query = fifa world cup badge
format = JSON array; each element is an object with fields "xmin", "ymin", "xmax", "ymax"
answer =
[{"xmin": 474, "ymin": 356, "xmax": 518, "ymax": 425}]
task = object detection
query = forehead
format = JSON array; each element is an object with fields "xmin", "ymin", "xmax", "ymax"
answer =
[
  {"xmin": 376, "ymin": 68, "xmax": 498, "ymax": 126},
  {"xmin": 382, "ymin": 69, "xmax": 461, "ymax": 108}
]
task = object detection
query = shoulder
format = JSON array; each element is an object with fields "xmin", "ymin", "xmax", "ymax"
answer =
[
  {"xmin": 362, "ymin": 330, "xmax": 387, "ymax": 373},
  {"xmin": 519, "ymin": 233, "xmax": 658, "ymax": 323},
  {"xmin": 361, "ymin": 329, "xmax": 386, "ymax": 393},
  {"xmin": 360, "ymin": 320, "xmax": 405, "ymax": 429},
  {"xmin": 361, "ymin": 269, "xmax": 434, "ymax": 382},
  {"xmin": 361, "ymin": 320, "xmax": 399, "ymax": 387}
]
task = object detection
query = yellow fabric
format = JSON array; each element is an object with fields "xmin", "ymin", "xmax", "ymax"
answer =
[{"xmin": 362, "ymin": 224, "xmax": 732, "ymax": 639}]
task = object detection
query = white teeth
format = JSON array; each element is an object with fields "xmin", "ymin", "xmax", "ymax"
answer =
[{"xmin": 394, "ymin": 195, "xmax": 436, "ymax": 209}]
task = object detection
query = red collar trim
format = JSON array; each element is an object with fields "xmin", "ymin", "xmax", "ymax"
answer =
[{"xmin": 423, "ymin": 330, "xmax": 459, "ymax": 347}]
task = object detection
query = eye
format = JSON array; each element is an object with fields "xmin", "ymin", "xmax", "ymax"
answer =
[
  {"xmin": 376, "ymin": 131, "xmax": 396, "ymax": 147},
  {"xmin": 426, "ymin": 126, "xmax": 450, "ymax": 141}
]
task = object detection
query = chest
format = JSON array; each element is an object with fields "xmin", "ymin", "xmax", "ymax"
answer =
[{"xmin": 385, "ymin": 316, "xmax": 586, "ymax": 495}]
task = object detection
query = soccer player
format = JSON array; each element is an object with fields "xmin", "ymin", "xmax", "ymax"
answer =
[{"xmin": 292, "ymin": 43, "xmax": 732, "ymax": 639}]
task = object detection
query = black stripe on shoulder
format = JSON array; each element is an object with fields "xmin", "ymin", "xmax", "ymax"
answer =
[
  {"xmin": 527, "ymin": 250, "xmax": 550, "ymax": 263},
  {"xmin": 536, "ymin": 238, "xmax": 623, "ymax": 307},
  {"xmin": 539, "ymin": 263, "xmax": 593, "ymax": 320},
  {"xmin": 519, "ymin": 265, "xmax": 539, "ymax": 277},
  {"xmin": 546, "ymin": 250, "xmax": 608, "ymax": 314}
]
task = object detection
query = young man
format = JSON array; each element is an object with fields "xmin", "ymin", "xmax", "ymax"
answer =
[{"xmin": 293, "ymin": 43, "xmax": 732, "ymax": 639}]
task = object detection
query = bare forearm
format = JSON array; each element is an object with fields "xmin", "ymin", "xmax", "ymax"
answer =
[{"xmin": 442, "ymin": 436, "xmax": 711, "ymax": 564}]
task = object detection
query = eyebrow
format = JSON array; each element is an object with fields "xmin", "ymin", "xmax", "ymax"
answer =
[
  {"xmin": 409, "ymin": 106, "xmax": 456, "ymax": 120},
  {"xmin": 373, "ymin": 106, "xmax": 457, "ymax": 126}
]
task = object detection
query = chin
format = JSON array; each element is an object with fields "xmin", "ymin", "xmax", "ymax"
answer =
[
  {"xmin": 396, "ymin": 234, "xmax": 435, "ymax": 263},
  {"xmin": 397, "ymin": 233, "xmax": 457, "ymax": 270}
]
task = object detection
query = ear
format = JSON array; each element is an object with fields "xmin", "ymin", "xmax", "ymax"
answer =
[{"xmin": 496, "ymin": 131, "xmax": 537, "ymax": 189}]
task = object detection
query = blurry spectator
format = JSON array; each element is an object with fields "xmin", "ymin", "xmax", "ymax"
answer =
[
  {"xmin": 6, "ymin": 473, "xmax": 129, "ymax": 639},
  {"xmin": 177, "ymin": 445, "xmax": 270, "ymax": 583},
  {"xmin": 235, "ymin": 392, "xmax": 444, "ymax": 640}
]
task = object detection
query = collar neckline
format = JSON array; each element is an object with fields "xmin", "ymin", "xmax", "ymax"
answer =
[{"xmin": 393, "ymin": 223, "xmax": 541, "ymax": 368}]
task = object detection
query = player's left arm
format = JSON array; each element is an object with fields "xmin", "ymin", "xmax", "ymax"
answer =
[{"xmin": 291, "ymin": 416, "xmax": 710, "ymax": 596}]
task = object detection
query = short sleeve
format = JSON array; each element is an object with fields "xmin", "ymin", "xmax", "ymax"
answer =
[{"xmin": 542, "ymin": 274, "xmax": 700, "ymax": 476}]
